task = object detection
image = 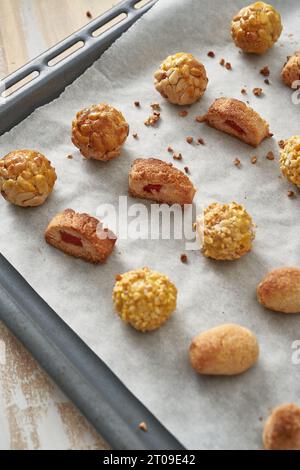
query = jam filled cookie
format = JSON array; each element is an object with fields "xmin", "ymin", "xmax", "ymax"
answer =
[
  {"xmin": 154, "ymin": 52, "xmax": 208, "ymax": 105},
  {"xmin": 231, "ymin": 2, "xmax": 282, "ymax": 54},
  {"xmin": 129, "ymin": 158, "xmax": 196, "ymax": 205},
  {"xmin": 282, "ymin": 52, "xmax": 300, "ymax": 88},
  {"xmin": 72, "ymin": 103, "xmax": 129, "ymax": 161},
  {"xmin": 204, "ymin": 98, "xmax": 270, "ymax": 147},
  {"xmin": 113, "ymin": 267, "xmax": 177, "ymax": 332},
  {"xmin": 45, "ymin": 209, "xmax": 116, "ymax": 263},
  {"xmin": 0, "ymin": 150, "xmax": 57, "ymax": 207},
  {"xmin": 279, "ymin": 136, "xmax": 300, "ymax": 187},
  {"xmin": 263, "ymin": 403, "xmax": 300, "ymax": 450},
  {"xmin": 196, "ymin": 202, "xmax": 256, "ymax": 261}
]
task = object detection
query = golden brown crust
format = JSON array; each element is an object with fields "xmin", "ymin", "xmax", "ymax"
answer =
[
  {"xmin": 71, "ymin": 103, "xmax": 129, "ymax": 161},
  {"xmin": 129, "ymin": 158, "xmax": 196, "ymax": 205},
  {"xmin": 263, "ymin": 403, "xmax": 300, "ymax": 450},
  {"xmin": 189, "ymin": 324, "xmax": 259, "ymax": 376},
  {"xmin": 257, "ymin": 267, "xmax": 300, "ymax": 314},
  {"xmin": 204, "ymin": 98, "xmax": 270, "ymax": 147},
  {"xmin": 282, "ymin": 52, "xmax": 300, "ymax": 88},
  {"xmin": 45, "ymin": 209, "xmax": 116, "ymax": 263}
]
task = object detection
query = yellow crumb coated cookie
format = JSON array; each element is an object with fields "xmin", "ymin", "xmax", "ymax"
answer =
[
  {"xmin": 197, "ymin": 202, "xmax": 255, "ymax": 261},
  {"xmin": 0, "ymin": 150, "xmax": 57, "ymax": 207},
  {"xmin": 112, "ymin": 267, "xmax": 177, "ymax": 332},
  {"xmin": 280, "ymin": 136, "xmax": 300, "ymax": 187},
  {"xmin": 154, "ymin": 52, "xmax": 208, "ymax": 105},
  {"xmin": 231, "ymin": 2, "xmax": 282, "ymax": 54}
]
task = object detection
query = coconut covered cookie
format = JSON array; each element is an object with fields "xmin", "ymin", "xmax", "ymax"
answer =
[
  {"xmin": 0, "ymin": 150, "xmax": 57, "ymax": 207},
  {"xmin": 154, "ymin": 52, "xmax": 208, "ymax": 105},
  {"xmin": 72, "ymin": 103, "xmax": 129, "ymax": 161},
  {"xmin": 231, "ymin": 2, "xmax": 282, "ymax": 54},
  {"xmin": 196, "ymin": 202, "xmax": 256, "ymax": 261},
  {"xmin": 279, "ymin": 136, "xmax": 300, "ymax": 187},
  {"xmin": 113, "ymin": 267, "xmax": 177, "ymax": 332}
]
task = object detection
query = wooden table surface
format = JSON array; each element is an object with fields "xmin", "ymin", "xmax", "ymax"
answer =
[{"xmin": 0, "ymin": 0, "xmax": 126, "ymax": 450}]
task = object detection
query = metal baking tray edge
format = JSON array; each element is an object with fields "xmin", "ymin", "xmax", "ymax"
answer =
[{"xmin": 0, "ymin": 0, "xmax": 185, "ymax": 450}]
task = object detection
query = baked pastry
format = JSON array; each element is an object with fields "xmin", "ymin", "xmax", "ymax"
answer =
[
  {"xmin": 204, "ymin": 98, "xmax": 270, "ymax": 147},
  {"xmin": 263, "ymin": 403, "xmax": 300, "ymax": 450},
  {"xmin": 196, "ymin": 202, "xmax": 255, "ymax": 261},
  {"xmin": 113, "ymin": 267, "xmax": 177, "ymax": 332},
  {"xmin": 154, "ymin": 52, "xmax": 208, "ymax": 105},
  {"xmin": 279, "ymin": 136, "xmax": 300, "ymax": 187},
  {"xmin": 231, "ymin": 2, "xmax": 282, "ymax": 54},
  {"xmin": 257, "ymin": 267, "xmax": 300, "ymax": 314},
  {"xmin": 129, "ymin": 158, "xmax": 196, "ymax": 205},
  {"xmin": 72, "ymin": 103, "xmax": 129, "ymax": 161},
  {"xmin": 0, "ymin": 150, "xmax": 57, "ymax": 207},
  {"xmin": 189, "ymin": 324, "xmax": 259, "ymax": 376},
  {"xmin": 282, "ymin": 52, "xmax": 300, "ymax": 88},
  {"xmin": 45, "ymin": 209, "xmax": 116, "ymax": 263}
]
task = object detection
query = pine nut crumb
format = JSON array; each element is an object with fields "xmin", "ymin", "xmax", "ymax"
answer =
[
  {"xmin": 266, "ymin": 151, "xmax": 274, "ymax": 160},
  {"xmin": 186, "ymin": 136, "xmax": 193, "ymax": 144},
  {"xmin": 138, "ymin": 422, "xmax": 148, "ymax": 432},
  {"xmin": 253, "ymin": 87, "xmax": 263, "ymax": 97},
  {"xmin": 278, "ymin": 140, "xmax": 285, "ymax": 149},
  {"xmin": 220, "ymin": 58, "xmax": 225, "ymax": 66},
  {"xmin": 251, "ymin": 156, "xmax": 257, "ymax": 164},
  {"xmin": 173, "ymin": 153, "xmax": 182, "ymax": 161},
  {"xmin": 195, "ymin": 115, "xmax": 206, "ymax": 123},
  {"xmin": 234, "ymin": 158, "xmax": 241, "ymax": 166},
  {"xmin": 151, "ymin": 102, "xmax": 160, "ymax": 110}
]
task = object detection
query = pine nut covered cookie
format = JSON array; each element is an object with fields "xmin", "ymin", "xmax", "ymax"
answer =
[
  {"xmin": 113, "ymin": 267, "xmax": 177, "ymax": 332},
  {"xmin": 263, "ymin": 403, "xmax": 300, "ymax": 450},
  {"xmin": 45, "ymin": 209, "xmax": 116, "ymax": 263},
  {"xmin": 72, "ymin": 103, "xmax": 129, "ymax": 161},
  {"xmin": 231, "ymin": 2, "xmax": 282, "ymax": 54},
  {"xmin": 0, "ymin": 150, "xmax": 57, "ymax": 207},
  {"xmin": 204, "ymin": 98, "xmax": 270, "ymax": 147},
  {"xmin": 279, "ymin": 136, "xmax": 300, "ymax": 187},
  {"xmin": 129, "ymin": 158, "xmax": 196, "ymax": 205},
  {"xmin": 154, "ymin": 52, "xmax": 208, "ymax": 105}
]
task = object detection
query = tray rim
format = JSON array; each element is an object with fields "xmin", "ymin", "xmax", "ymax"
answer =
[{"xmin": 0, "ymin": 0, "xmax": 185, "ymax": 450}]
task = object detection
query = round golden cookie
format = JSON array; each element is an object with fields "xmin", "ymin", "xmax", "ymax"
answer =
[
  {"xmin": 280, "ymin": 136, "xmax": 300, "ymax": 187},
  {"xmin": 263, "ymin": 403, "xmax": 300, "ymax": 450},
  {"xmin": 282, "ymin": 52, "xmax": 300, "ymax": 88},
  {"xmin": 0, "ymin": 150, "xmax": 57, "ymax": 207},
  {"xmin": 197, "ymin": 202, "xmax": 255, "ymax": 261},
  {"xmin": 72, "ymin": 103, "xmax": 129, "ymax": 161},
  {"xmin": 112, "ymin": 267, "xmax": 177, "ymax": 332},
  {"xmin": 154, "ymin": 52, "xmax": 208, "ymax": 105},
  {"xmin": 231, "ymin": 2, "xmax": 282, "ymax": 54}
]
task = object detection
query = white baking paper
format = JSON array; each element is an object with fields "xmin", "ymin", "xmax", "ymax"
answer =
[{"xmin": 1, "ymin": 0, "xmax": 300, "ymax": 450}]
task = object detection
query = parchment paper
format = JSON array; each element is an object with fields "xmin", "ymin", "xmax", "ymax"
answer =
[{"xmin": 1, "ymin": 0, "xmax": 300, "ymax": 450}]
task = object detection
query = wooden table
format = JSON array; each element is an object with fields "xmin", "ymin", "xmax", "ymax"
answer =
[{"xmin": 0, "ymin": 0, "xmax": 123, "ymax": 450}]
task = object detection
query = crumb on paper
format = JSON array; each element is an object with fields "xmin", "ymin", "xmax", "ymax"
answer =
[
  {"xmin": 266, "ymin": 151, "xmax": 274, "ymax": 160},
  {"xmin": 186, "ymin": 136, "xmax": 193, "ymax": 144},
  {"xmin": 67, "ymin": 154, "xmax": 73, "ymax": 160},
  {"xmin": 234, "ymin": 158, "xmax": 241, "ymax": 167},
  {"xmin": 207, "ymin": 51, "xmax": 215, "ymax": 58},
  {"xmin": 151, "ymin": 102, "xmax": 160, "ymax": 110},
  {"xmin": 132, "ymin": 133, "xmax": 138, "ymax": 139},
  {"xmin": 287, "ymin": 190, "xmax": 295, "ymax": 198},
  {"xmin": 197, "ymin": 138, "xmax": 205, "ymax": 145},
  {"xmin": 173, "ymin": 152, "xmax": 182, "ymax": 161},
  {"xmin": 178, "ymin": 110, "xmax": 188, "ymax": 117},
  {"xmin": 251, "ymin": 156, "xmax": 257, "ymax": 164},
  {"xmin": 241, "ymin": 88, "xmax": 247, "ymax": 95},
  {"xmin": 138, "ymin": 422, "xmax": 148, "ymax": 432},
  {"xmin": 264, "ymin": 78, "xmax": 270, "ymax": 85},
  {"xmin": 225, "ymin": 62, "xmax": 232, "ymax": 70},
  {"xmin": 144, "ymin": 113, "xmax": 160, "ymax": 127},
  {"xmin": 220, "ymin": 58, "xmax": 225, "ymax": 66},
  {"xmin": 184, "ymin": 166, "xmax": 189, "ymax": 174},
  {"xmin": 180, "ymin": 253, "xmax": 188, "ymax": 263},
  {"xmin": 167, "ymin": 146, "xmax": 173, "ymax": 153},
  {"xmin": 278, "ymin": 140, "xmax": 285, "ymax": 149},
  {"xmin": 253, "ymin": 87, "xmax": 263, "ymax": 97},
  {"xmin": 260, "ymin": 66, "xmax": 270, "ymax": 77},
  {"xmin": 195, "ymin": 115, "xmax": 206, "ymax": 123},
  {"xmin": 86, "ymin": 11, "xmax": 92, "ymax": 19},
  {"xmin": 134, "ymin": 101, "xmax": 140, "ymax": 107}
]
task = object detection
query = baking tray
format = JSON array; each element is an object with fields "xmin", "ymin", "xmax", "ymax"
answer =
[{"xmin": 0, "ymin": 0, "xmax": 184, "ymax": 450}]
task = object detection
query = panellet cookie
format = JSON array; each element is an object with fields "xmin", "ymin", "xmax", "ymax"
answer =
[
  {"xmin": 113, "ymin": 267, "xmax": 177, "ymax": 332},
  {"xmin": 72, "ymin": 103, "xmax": 129, "ymax": 161},
  {"xmin": 189, "ymin": 324, "xmax": 259, "ymax": 376},
  {"xmin": 0, "ymin": 150, "xmax": 57, "ymax": 207},
  {"xmin": 129, "ymin": 158, "xmax": 196, "ymax": 205},
  {"xmin": 154, "ymin": 52, "xmax": 208, "ymax": 105},
  {"xmin": 231, "ymin": 2, "xmax": 282, "ymax": 54},
  {"xmin": 257, "ymin": 267, "xmax": 300, "ymax": 314},
  {"xmin": 263, "ymin": 403, "xmax": 300, "ymax": 450},
  {"xmin": 282, "ymin": 52, "xmax": 300, "ymax": 88},
  {"xmin": 279, "ymin": 136, "xmax": 300, "ymax": 187},
  {"xmin": 45, "ymin": 209, "xmax": 116, "ymax": 263},
  {"xmin": 204, "ymin": 98, "xmax": 270, "ymax": 147},
  {"xmin": 196, "ymin": 202, "xmax": 255, "ymax": 261}
]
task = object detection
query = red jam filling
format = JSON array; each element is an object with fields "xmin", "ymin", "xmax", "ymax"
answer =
[
  {"xmin": 60, "ymin": 231, "xmax": 83, "ymax": 247},
  {"xmin": 225, "ymin": 120, "xmax": 246, "ymax": 135},
  {"xmin": 143, "ymin": 184, "xmax": 162, "ymax": 193}
]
